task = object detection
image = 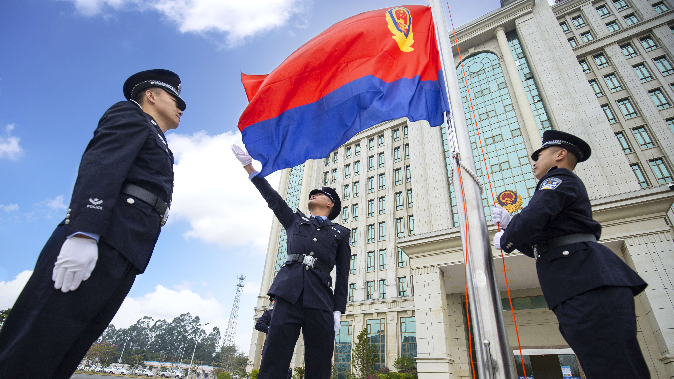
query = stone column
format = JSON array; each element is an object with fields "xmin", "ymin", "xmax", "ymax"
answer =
[
  {"xmin": 580, "ymin": 2, "xmax": 609, "ymax": 39},
  {"xmin": 387, "ymin": 312, "xmax": 400, "ymax": 371},
  {"xmin": 494, "ymin": 26, "xmax": 542, "ymax": 151}
]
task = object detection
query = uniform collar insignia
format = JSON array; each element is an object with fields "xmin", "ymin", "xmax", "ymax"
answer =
[{"xmin": 157, "ymin": 133, "xmax": 167, "ymax": 145}]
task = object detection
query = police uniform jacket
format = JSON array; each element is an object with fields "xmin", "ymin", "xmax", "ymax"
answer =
[
  {"xmin": 500, "ymin": 167, "xmax": 646, "ymax": 309},
  {"xmin": 64, "ymin": 101, "xmax": 173, "ymax": 272},
  {"xmin": 252, "ymin": 176, "xmax": 351, "ymax": 313},
  {"xmin": 255, "ymin": 309, "xmax": 273, "ymax": 334}
]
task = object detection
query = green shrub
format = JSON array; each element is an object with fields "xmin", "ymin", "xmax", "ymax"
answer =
[
  {"xmin": 388, "ymin": 373, "xmax": 400, "ymax": 379},
  {"xmin": 250, "ymin": 369, "xmax": 259, "ymax": 379},
  {"xmin": 217, "ymin": 372, "xmax": 232, "ymax": 379}
]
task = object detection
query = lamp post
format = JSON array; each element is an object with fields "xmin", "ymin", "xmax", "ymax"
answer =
[{"xmin": 188, "ymin": 322, "xmax": 209, "ymax": 378}]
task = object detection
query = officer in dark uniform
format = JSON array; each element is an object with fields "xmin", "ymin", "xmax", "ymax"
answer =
[
  {"xmin": 492, "ymin": 130, "xmax": 649, "ymax": 379},
  {"xmin": 255, "ymin": 299, "xmax": 274, "ymax": 334},
  {"xmin": 232, "ymin": 145, "xmax": 350, "ymax": 379},
  {"xmin": 0, "ymin": 69, "xmax": 185, "ymax": 379}
]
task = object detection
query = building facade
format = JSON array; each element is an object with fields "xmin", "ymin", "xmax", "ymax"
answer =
[{"xmin": 247, "ymin": 0, "xmax": 674, "ymax": 378}]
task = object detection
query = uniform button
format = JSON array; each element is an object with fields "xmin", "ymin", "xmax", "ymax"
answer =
[
  {"xmin": 562, "ymin": 251, "xmax": 570, "ymax": 256},
  {"xmin": 313, "ymin": 238, "xmax": 317, "ymax": 242},
  {"xmin": 65, "ymin": 219, "xmax": 70, "ymax": 224},
  {"xmin": 127, "ymin": 198, "xmax": 135, "ymax": 204},
  {"xmin": 68, "ymin": 208, "xmax": 71, "ymax": 212},
  {"xmin": 151, "ymin": 120, "xmax": 157, "ymax": 125},
  {"xmin": 305, "ymin": 266, "xmax": 309, "ymax": 271},
  {"xmin": 310, "ymin": 252, "xmax": 314, "ymax": 256},
  {"xmin": 317, "ymin": 228, "xmax": 320, "ymax": 231}
]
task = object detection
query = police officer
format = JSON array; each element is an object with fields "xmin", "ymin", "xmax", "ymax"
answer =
[
  {"xmin": 0, "ymin": 69, "xmax": 185, "ymax": 379},
  {"xmin": 255, "ymin": 298, "xmax": 275, "ymax": 334},
  {"xmin": 492, "ymin": 130, "xmax": 649, "ymax": 379},
  {"xmin": 232, "ymin": 145, "xmax": 350, "ymax": 379}
]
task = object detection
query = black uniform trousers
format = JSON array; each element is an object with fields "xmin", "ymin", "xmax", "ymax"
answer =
[
  {"xmin": 553, "ymin": 286, "xmax": 650, "ymax": 379},
  {"xmin": 259, "ymin": 293, "xmax": 334, "ymax": 379},
  {"xmin": 0, "ymin": 223, "xmax": 140, "ymax": 379}
]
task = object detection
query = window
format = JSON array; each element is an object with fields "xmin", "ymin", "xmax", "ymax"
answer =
[
  {"xmin": 615, "ymin": 132, "xmax": 632, "ymax": 153},
  {"xmin": 366, "ymin": 281, "xmax": 374, "ymax": 300},
  {"xmin": 589, "ymin": 80, "xmax": 604, "ymax": 97},
  {"xmin": 408, "ymin": 215, "xmax": 415, "ymax": 235},
  {"xmin": 394, "ymin": 168, "xmax": 402, "ymax": 185},
  {"xmin": 354, "ymin": 160, "xmax": 361, "ymax": 175},
  {"xmin": 393, "ymin": 147, "xmax": 401, "ymax": 162},
  {"xmin": 407, "ymin": 189, "xmax": 413, "ymax": 207},
  {"xmin": 597, "ymin": 5, "xmax": 610, "ymax": 17},
  {"xmin": 355, "ymin": 143, "xmax": 361, "ymax": 155},
  {"xmin": 352, "ymin": 204, "xmax": 359, "ymax": 221},
  {"xmin": 396, "ymin": 217, "xmax": 405, "ymax": 237},
  {"xmin": 613, "ymin": 0, "xmax": 628, "ymax": 10},
  {"xmin": 342, "ymin": 206, "xmax": 349, "ymax": 223},
  {"xmin": 378, "ymin": 196, "xmax": 386, "ymax": 214},
  {"xmin": 397, "ymin": 248, "xmax": 407, "ymax": 267},
  {"xmin": 367, "ymin": 224, "xmax": 375, "ymax": 242},
  {"xmin": 368, "ymin": 155, "xmax": 375, "ymax": 171},
  {"xmin": 350, "ymin": 254, "xmax": 357, "ymax": 274},
  {"xmin": 649, "ymin": 89, "xmax": 671, "ymax": 109},
  {"xmin": 404, "ymin": 144, "xmax": 410, "ymax": 159},
  {"xmin": 378, "ymin": 152, "xmax": 385, "ymax": 167},
  {"xmin": 623, "ymin": 13, "xmax": 638, "ymax": 25},
  {"xmin": 621, "ymin": 43, "xmax": 637, "ymax": 58},
  {"xmin": 345, "ymin": 146, "xmax": 352, "ymax": 158},
  {"xmin": 560, "ymin": 22, "xmax": 570, "ymax": 33},
  {"xmin": 398, "ymin": 277, "xmax": 408, "ymax": 297},
  {"xmin": 332, "ymin": 169, "xmax": 337, "ymax": 182},
  {"xmin": 572, "ymin": 15, "xmax": 586, "ymax": 28},
  {"xmin": 406, "ymin": 165, "xmax": 411, "ymax": 182},
  {"xmin": 343, "ymin": 184, "xmax": 350, "ymax": 200},
  {"xmin": 366, "ymin": 319, "xmax": 386, "ymax": 371},
  {"xmin": 378, "ymin": 221, "xmax": 386, "ymax": 241},
  {"xmin": 350, "ymin": 228, "xmax": 358, "ymax": 246},
  {"xmin": 367, "ymin": 199, "xmax": 375, "ymax": 217},
  {"xmin": 344, "ymin": 164, "xmax": 351, "ymax": 179},
  {"xmin": 606, "ymin": 21, "xmax": 620, "ymax": 32},
  {"xmin": 378, "ymin": 174, "xmax": 386, "ymax": 190},
  {"xmin": 650, "ymin": 158, "xmax": 672, "ymax": 183},
  {"xmin": 400, "ymin": 317, "xmax": 417, "ymax": 359},
  {"xmin": 323, "ymin": 172, "xmax": 329, "ymax": 185},
  {"xmin": 393, "ymin": 128, "xmax": 400, "ymax": 141},
  {"xmin": 403, "ymin": 125, "xmax": 408, "ymax": 137},
  {"xmin": 379, "ymin": 279, "xmax": 387, "ymax": 299},
  {"xmin": 633, "ymin": 126, "xmax": 655, "ymax": 149},
  {"xmin": 368, "ymin": 138, "xmax": 374, "ymax": 150},
  {"xmin": 395, "ymin": 192, "xmax": 404, "ymax": 210},
  {"xmin": 353, "ymin": 181, "xmax": 360, "ymax": 197},
  {"xmin": 367, "ymin": 176, "xmax": 374, "ymax": 193},
  {"xmin": 654, "ymin": 56, "xmax": 674, "ymax": 76},
  {"xmin": 617, "ymin": 98, "xmax": 638, "ymax": 119},
  {"xmin": 668, "ymin": 118, "xmax": 674, "ymax": 134},
  {"xmin": 640, "ymin": 36, "xmax": 657, "ymax": 51},
  {"xmin": 568, "ymin": 37, "xmax": 578, "ymax": 48},
  {"xmin": 367, "ymin": 251, "xmax": 375, "ymax": 272},
  {"xmin": 581, "ymin": 32, "xmax": 594, "ymax": 43},
  {"xmin": 349, "ymin": 283, "xmax": 356, "ymax": 301},
  {"xmin": 604, "ymin": 73, "xmax": 623, "ymax": 92},
  {"xmin": 333, "ymin": 152, "xmax": 339, "ymax": 163},
  {"xmin": 602, "ymin": 104, "xmax": 617, "ymax": 123},
  {"xmin": 579, "ymin": 59, "xmax": 591, "ymax": 73},
  {"xmin": 633, "ymin": 63, "xmax": 653, "ymax": 82},
  {"xmin": 379, "ymin": 249, "xmax": 387, "ymax": 270},
  {"xmin": 378, "ymin": 134, "xmax": 384, "ymax": 147},
  {"xmin": 631, "ymin": 163, "xmax": 649, "ymax": 187},
  {"xmin": 594, "ymin": 53, "xmax": 609, "ymax": 68},
  {"xmin": 325, "ymin": 157, "xmax": 330, "ymax": 166},
  {"xmin": 653, "ymin": 2, "xmax": 669, "ymax": 13}
]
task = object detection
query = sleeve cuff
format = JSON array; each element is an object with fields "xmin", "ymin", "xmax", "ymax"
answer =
[
  {"xmin": 67, "ymin": 232, "xmax": 100, "ymax": 243},
  {"xmin": 248, "ymin": 171, "xmax": 260, "ymax": 180}
]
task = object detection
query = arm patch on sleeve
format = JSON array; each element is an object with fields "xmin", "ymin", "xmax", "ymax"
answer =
[{"xmin": 540, "ymin": 177, "xmax": 562, "ymax": 190}]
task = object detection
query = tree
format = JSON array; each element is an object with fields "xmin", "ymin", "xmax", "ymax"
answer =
[
  {"xmin": 0, "ymin": 308, "xmax": 10, "ymax": 330},
  {"xmin": 351, "ymin": 329, "xmax": 378, "ymax": 379},
  {"xmin": 85, "ymin": 341, "xmax": 119, "ymax": 367},
  {"xmin": 216, "ymin": 372, "xmax": 232, "ymax": 379},
  {"xmin": 250, "ymin": 369, "xmax": 259, "ymax": 379},
  {"xmin": 393, "ymin": 357, "xmax": 415, "ymax": 373},
  {"xmin": 293, "ymin": 366, "xmax": 305, "ymax": 379}
]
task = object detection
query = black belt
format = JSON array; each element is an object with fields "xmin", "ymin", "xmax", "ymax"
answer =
[
  {"xmin": 121, "ymin": 183, "xmax": 170, "ymax": 226},
  {"xmin": 286, "ymin": 254, "xmax": 332, "ymax": 274},
  {"xmin": 533, "ymin": 233, "xmax": 597, "ymax": 260}
]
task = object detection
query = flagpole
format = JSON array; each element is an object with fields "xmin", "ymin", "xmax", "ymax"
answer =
[{"xmin": 428, "ymin": 1, "xmax": 517, "ymax": 379}]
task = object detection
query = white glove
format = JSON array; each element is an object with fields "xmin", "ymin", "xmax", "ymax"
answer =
[
  {"xmin": 333, "ymin": 311, "xmax": 341, "ymax": 334},
  {"xmin": 493, "ymin": 231, "xmax": 504, "ymax": 250},
  {"xmin": 231, "ymin": 144, "xmax": 253, "ymax": 167},
  {"xmin": 52, "ymin": 236, "xmax": 98, "ymax": 292},
  {"xmin": 492, "ymin": 206, "xmax": 511, "ymax": 229}
]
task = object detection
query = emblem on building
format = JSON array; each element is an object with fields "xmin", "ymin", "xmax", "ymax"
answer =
[
  {"xmin": 386, "ymin": 7, "xmax": 414, "ymax": 52},
  {"xmin": 496, "ymin": 190, "xmax": 523, "ymax": 213}
]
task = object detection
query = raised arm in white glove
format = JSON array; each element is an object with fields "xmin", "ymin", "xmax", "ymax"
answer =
[
  {"xmin": 53, "ymin": 236, "xmax": 98, "ymax": 293},
  {"xmin": 493, "ymin": 231, "xmax": 504, "ymax": 250},
  {"xmin": 333, "ymin": 311, "xmax": 341, "ymax": 334},
  {"xmin": 231, "ymin": 144, "xmax": 253, "ymax": 167},
  {"xmin": 491, "ymin": 206, "xmax": 511, "ymax": 229}
]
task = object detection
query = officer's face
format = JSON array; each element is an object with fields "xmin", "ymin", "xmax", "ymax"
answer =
[
  {"xmin": 532, "ymin": 147, "xmax": 561, "ymax": 180},
  {"xmin": 308, "ymin": 193, "xmax": 333, "ymax": 212},
  {"xmin": 154, "ymin": 89, "xmax": 183, "ymax": 131}
]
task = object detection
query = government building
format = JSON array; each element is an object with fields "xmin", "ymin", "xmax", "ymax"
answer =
[{"xmin": 246, "ymin": 0, "xmax": 674, "ymax": 377}]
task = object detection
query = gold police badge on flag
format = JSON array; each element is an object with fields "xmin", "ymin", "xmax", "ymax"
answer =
[
  {"xmin": 497, "ymin": 190, "xmax": 523, "ymax": 213},
  {"xmin": 386, "ymin": 7, "xmax": 414, "ymax": 52}
]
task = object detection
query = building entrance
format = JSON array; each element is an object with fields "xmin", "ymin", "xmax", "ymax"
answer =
[{"xmin": 513, "ymin": 349, "xmax": 582, "ymax": 379}]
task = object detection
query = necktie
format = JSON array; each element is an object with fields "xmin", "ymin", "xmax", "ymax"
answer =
[{"xmin": 317, "ymin": 217, "xmax": 324, "ymax": 224}]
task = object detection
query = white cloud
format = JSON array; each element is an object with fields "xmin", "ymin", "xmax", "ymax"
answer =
[
  {"xmin": 33, "ymin": 195, "xmax": 68, "ymax": 219},
  {"xmin": 168, "ymin": 130, "xmax": 280, "ymax": 253},
  {"xmin": 242, "ymin": 281, "xmax": 260, "ymax": 295},
  {"xmin": 0, "ymin": 124, "xmax": 24, "ymax": 161},
  {"xmin": 64, "ymin": 0, "xmax": 306, "ymax": 45},
  {"xmin": 0, "ymin": 204, "xmax": 19, "ymax": 213},
  {"xmin": 0, "ymin": 270, "xmax": 32, "ymax": 309},
  {"xmin": 172, "ymin": 280, "xmax": 192, "ymax": 291}
]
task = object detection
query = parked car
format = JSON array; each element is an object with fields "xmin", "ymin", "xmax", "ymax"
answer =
[
  {"xmin": 137, "ymin": 368, "xmax": 154, "ymax": 377},
  {"xmin": 159, "ymin": 369, "xmax": 185, "ymax": 378},
  {"xmin": 104, "ymin": 366, "xmax": 130, "ymax": 375}
]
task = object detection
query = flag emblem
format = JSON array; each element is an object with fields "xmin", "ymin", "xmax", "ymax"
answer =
[
  {"xmin": 497, "ymin": 190, "xmax": 523, "ymax": 213},
  {"xmin": 386, "ymin": 7, "xmax": 414, "ymax": 52}
]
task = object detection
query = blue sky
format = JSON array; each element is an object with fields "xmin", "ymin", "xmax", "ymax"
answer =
[{"xmin": 0, "ymin": 0, "xmax": 502, "ymax": 352}]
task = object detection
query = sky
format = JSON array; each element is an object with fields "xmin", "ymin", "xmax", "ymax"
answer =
[{"xmin": 0, "ymin": 0, "xmax": 505, "ymax": 354}]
